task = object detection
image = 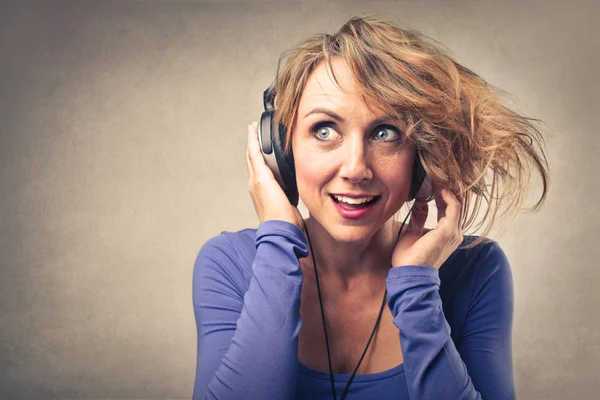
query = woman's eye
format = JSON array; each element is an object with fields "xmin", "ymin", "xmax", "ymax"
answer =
[
  {"xmin": 311, "ymin": 122, "xmax": 402, "ymax": 142},
  {"xmin": 315, "ymin": 125, "xmax": 336, "ymax": 140},
  {"xmin": 373, "ymin": 126, "xmax": 401, "ymax": 141}
]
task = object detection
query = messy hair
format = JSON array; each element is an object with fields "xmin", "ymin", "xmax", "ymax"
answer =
[{"xmin": 271, "ymin": 15, "xmax": 550, "ymax": 250}]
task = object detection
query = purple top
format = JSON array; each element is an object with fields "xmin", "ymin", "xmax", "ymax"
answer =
[{"xmin": 192, "ymin": 220, "xmax": 515, "ymax": 400}]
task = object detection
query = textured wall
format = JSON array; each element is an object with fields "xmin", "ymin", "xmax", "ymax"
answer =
[{"xmin": 0, "ymin": 0, "xmax": 598, "ymax": 399}]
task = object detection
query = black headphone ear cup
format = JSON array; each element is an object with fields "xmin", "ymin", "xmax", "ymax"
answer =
[
  {"xmin": 258, "ymin": 110, "xmax": 296, "ymax": 206},
  {"xmin": 271, "ymin": 121, "xmax": 299, "ymax": 207},
  {"xmin": 408, "ymin": 152, "xmax": 427, "ymax": 202},
  {"xmin": 259, "ymin": 83, "xmax": 300, "ymax": 207}
]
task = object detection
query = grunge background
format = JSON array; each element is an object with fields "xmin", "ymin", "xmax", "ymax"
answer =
[{"xmin": 1, "ymin": 1, "xmax": 598, "ymax": 399}]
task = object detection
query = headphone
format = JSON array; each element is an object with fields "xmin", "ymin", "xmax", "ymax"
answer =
[{"xmin": 258, "ymin": 85, "xmax": 433, "ymax": 208}]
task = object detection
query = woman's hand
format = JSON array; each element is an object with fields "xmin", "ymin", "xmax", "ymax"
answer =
[
  {"xmin": 246, "ymin": 122, "xmax": 304, "ymax": 230},
  {"xmin": 391, "ymin": 188, "xmax": 464, "ymax": 270}
]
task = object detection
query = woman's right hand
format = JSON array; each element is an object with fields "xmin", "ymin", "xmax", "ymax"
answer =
[{"xmin": 246, "ymin": 122, "xmax": 305, "ymax": 230}]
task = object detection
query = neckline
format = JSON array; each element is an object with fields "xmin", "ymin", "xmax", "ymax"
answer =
[{"xmin": 298, "ymin": 361, "xmax": 404, "ymax": 383}]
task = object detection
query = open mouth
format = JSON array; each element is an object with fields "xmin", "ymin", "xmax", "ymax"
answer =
[{"xmin": 330, "ymin": 195, "xmax": 381, "ymax": 210}]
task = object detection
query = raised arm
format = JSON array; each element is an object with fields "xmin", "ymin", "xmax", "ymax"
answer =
[
  {"xmin": 192, "ymin": 220, "xmax": 308, "ymax": 400},
  {"xmin": 385, "ymin": 241, "xmax": 515, "ymax": 400}
]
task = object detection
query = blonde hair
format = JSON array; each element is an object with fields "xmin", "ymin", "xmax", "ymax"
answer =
[{"xmin": 271, "ymin": 15, "xmax": 550, "ymax": 249}]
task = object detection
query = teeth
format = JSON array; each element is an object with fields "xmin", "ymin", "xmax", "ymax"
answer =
[{"xmin": 333, "ymin": 195, "xmax": 375, "ymax": 204}]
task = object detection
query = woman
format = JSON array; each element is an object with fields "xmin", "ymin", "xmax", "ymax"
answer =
[{"xmin": 192, "ymin": 16, "xmax": 550, "ymax": 400}]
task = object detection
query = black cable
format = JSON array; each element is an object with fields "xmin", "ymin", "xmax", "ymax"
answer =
[
  {"xmin": 304, "ymin": 222, "xmax": 338, "ymax": 399},
  {"xmin": 339, "ymin": 285, "xmax": 388, "ymax": 400},
  {"xmin": 301, "ymin": 202, "xmax": 415, "ymax": 400}
]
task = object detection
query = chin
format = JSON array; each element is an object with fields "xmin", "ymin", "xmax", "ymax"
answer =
[{"xmin": 326, "ymin": 220, "xmax": 380, "ymax": 243}]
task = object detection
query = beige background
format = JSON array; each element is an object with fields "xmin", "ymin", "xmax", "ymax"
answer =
[{"xmin": 0, "ymin": 0, "xmax": 598, "ymax": 399}]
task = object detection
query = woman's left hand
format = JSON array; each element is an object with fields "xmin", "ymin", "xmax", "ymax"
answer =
[{"xmin": 391, "ymin": 188, "xmax": 464, "ymax": 270}]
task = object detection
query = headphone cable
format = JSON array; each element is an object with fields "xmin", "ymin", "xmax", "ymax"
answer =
[{"xmin": 301, "ymin": 203, "xmax": 414, "ymax": 400}]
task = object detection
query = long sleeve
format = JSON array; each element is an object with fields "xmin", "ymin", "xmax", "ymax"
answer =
[
  {"xmin": 192, "ymin": 220, "xmax": 308, "ymax": 400},
  {"xmin": 385, "ymin": 241, "xmax": 515, "ymax": 400}
]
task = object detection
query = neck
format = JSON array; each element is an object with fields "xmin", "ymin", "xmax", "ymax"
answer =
[{"xmin": 299, "ymin": 216, "xmax": 399, "ymax": 292}]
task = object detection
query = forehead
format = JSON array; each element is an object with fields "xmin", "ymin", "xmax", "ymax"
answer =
[{"xmin": 298, "ymin": 58, "xmax": 387, "ymax": 119}]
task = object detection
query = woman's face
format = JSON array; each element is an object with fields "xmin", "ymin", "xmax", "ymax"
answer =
[{"xmin": 291, "ymin": 57, "xmax": 415, "ymax": 243}]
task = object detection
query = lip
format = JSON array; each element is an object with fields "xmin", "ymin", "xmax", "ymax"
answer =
[
  {"xmin": 330, "ymin": 195, "xmax": 381, "ymax": 220},
  {"xmin": 330, "ymin": 193, "xmax": 379, "ymax": 199}
]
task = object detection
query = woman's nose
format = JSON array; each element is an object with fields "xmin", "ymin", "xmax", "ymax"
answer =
[{"xmin": 338, "ymin": 139, "xmax": 373, "ymax": 183}]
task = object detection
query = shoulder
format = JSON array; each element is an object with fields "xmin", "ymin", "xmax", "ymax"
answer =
[
  {"xmin": 193, "ymin": 221, "xmax": 308, "ymax": 296},
  {"xmin": 194, "ymin": 220, "xmax": 308, "ymax": 275},
  {"xmin": 194, "ymin": 219, "xmax": 309, "ymax": 281},
  {"xmin": 465, "ymin": 238, "xmax": 513, "ymax": 304},
  {"xmin": 441, "ymin": 235, "xmax": 511, "ymax": 281},
  {"xmin": 192, "ymin": 226, "xmax": 259, "ymax": 295},
  {"xmin": 438, "ymin": 236, "xmax": 513, "ymax": 336},
  {"xmin": 438, "ymin": 235, "xmax": 513, "ymax": 304},
  {"xmin": 201, "ymin": 227, "xmax": 257, "ymax": 260},
  {"xmin": 460, "ymin": 236, "xmax": 512, "ymax": 288}
]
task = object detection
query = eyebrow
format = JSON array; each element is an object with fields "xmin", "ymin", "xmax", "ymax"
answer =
[{"xmin": 303, "ymin": 108, "xmax": 396, "ymax": 127}]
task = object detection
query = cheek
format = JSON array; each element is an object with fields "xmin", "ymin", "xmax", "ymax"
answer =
[
  {"xmin": 293, "ymin": 150, "xmax": 339, "ymax": 204},
  {"xmin": 379, "ymin": 157, "xmax": 414, "ymax": 199},
  {"xmin": 294, "ymin": 158, "xmax": 331, "ymax": 197}
]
